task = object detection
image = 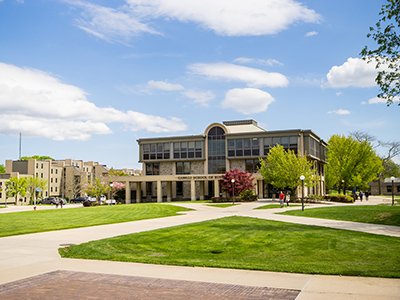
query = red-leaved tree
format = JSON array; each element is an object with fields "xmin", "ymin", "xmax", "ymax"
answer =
[{"xmin": 219, "ymin": 168, "xmax": 255, "ymax": 198}]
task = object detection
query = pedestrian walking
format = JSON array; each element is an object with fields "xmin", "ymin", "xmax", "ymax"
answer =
[
  {"xmin": 60, "ymin": 199, "xmax": 63, "ymax": 208},
  {"xmin": 365, "ymin": 191, "xmax": 369, "ymax": 201},
  {"xmin": 279, "ymin": 191, "xmax": 284, "ymax": 208},
  {"xmin": 286, "ymin": 192, "xmax": 290, "ymax": 207},
  {"xmin": 359, "ymin": 191, "xmax": 363, "ymax": 201},
  {"xmin": 55, "ymin": 198, "xmax": 59, "ymax": 208}
]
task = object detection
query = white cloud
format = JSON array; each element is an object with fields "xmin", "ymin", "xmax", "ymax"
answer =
[
  {"xmin": 65, "ymin": 0, "xmax": 321, "ymax": 43},
  {"xmin": 188, "ymin": 62, "xmax": 289, "ymax": 88},
  {"xmin": 233, "ymin": 57, "xmax": 283, "ymax": 67},
  {"xmin": 127, "ymin": 0, "xmax": 321, "ymax": 36},
  {"xmin": 367, "ymin": 96, "xmax": 400, "ymax": 104},
  {"xmin": 323, "ymin": 57, "xmax": 380, "ymax": 88},
  {"xmin": 336, "ymin": 92, "xmax": 342, "ymax": 96},
  {"xmin": 182, "ymin": 89, "xmax": 215, "ymax": 107},
  {"xmin": 221, "ymin": 88, "xmax": 275, "ymax": 115},
  {"xmin": 327, "ymin": 109, "xmax": 350, "ymax": 115},
  {"xmin": 305, "ymin": 31, "xmax": 318, "ymax": 37},
  {"xmin": 147, "ymin": 80, "xmax": 184, "ymax": 91},
  {"xmin": 0, "ymin": 62, "xmax": 186, "ymax": 141},
  {"xmin": 64, "ymin": 0, "xmax": 160, "ymax": 44}
]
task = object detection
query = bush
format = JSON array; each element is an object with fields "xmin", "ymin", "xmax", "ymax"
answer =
[
  {"xmin": 239, "ymin": 189, "xmax": 255, "ymax": 201},
  {"xmin": 325, "ymin": 195, "xmax": 354, "ymax": 203}
]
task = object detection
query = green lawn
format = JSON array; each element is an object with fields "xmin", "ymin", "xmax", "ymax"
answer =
[
  {"xmin": 59, "ymin": 216, "xmax": 400, "ymax": 278},
  {"xmin": 281, "ymin": 205, "xmax": 400, "ymax": 226},
  {"xmin": 0, "ymin": 204, "xmax": 191, "ymax": 237},
  {"xmin": 255, "ymin": 204, "xmax": 302, "ymax": 209}
]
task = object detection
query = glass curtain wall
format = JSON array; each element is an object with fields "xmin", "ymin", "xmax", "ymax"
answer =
[{"xmin": 207, "ymin": 126, "xmax": 226, "ymax": 174}]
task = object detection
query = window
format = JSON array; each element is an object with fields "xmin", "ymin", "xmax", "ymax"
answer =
[
  {"xmin": 173, "ymin": 141, "xmax": 203, "ymax": 159},
  {"xmin": 397, "ymin": 186, "xmax": 400, "ymax": 193},
  {"xmin": 41, "ymin": 164, "xmax": 43, "ymax": 169},
  {"xmin": 264, "ymin": 136, "xmax": 298, "ymax": 155},
  {"xmin": 188, "ymin": 142, "xmax": 195, "ymax": 158},
  {"xmin": 309, "ymin": 137, "xmax": 320, "ymax": 158},
  {"xmin": 208, "ymin": 126, "xmax": 226, "ymax": 174},
  {"xmin": 289, "ymin": 136, "xmax": 298, "ymax": 154},
  {"xmin": 146, "ymin": 163, "xmax": 160, "ymax": 175},
  {"xmin": 55, "ymin": 178, "xmax": 58, "ymax": 183},
  {"xmin": 176, "ymin": 162, "xmax": 191, "ymax": 174},
  {"xmin": 387, "ymin": 186, "xmax": 392, "ymax": 193},
  {"xmin": 143, "ymin": 143, "xmax": 171, "ymax": 160},
  {"xmin": 51, "ymin": 178, "xmax": 53, "ymax": 183},
  {"xmin": 227, "ymin": 138, "xmax": 260, "ymax": 157},
  {"xmin": 245, "ymin": 159, "xmax": 261, "ymax": 173},
  {"xmin": 41, "ymin": 173, "xmax": 43, "ymax": 178},
  {"xmin": 195, "ymin": 141, "xmax": 202, "ymax": 158},
  {"xmin": 55, "ymin": 169, "xmax": 58, "ymax": 174},
  {"xmin": 51, "ymin": 169, "xmax": 53, "ymax": 174}
]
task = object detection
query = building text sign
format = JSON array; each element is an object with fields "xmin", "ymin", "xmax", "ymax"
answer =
[{"xmin": 177, "ymin": 175, "xmax": 222, "ymax": 181}]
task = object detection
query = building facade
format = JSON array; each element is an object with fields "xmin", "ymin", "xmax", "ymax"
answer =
[
  {"xmin": 1, "ymin": 158, "xmax": 110, "ymax": 205},
  {"xmin": 369, "ymin": 178, "xmax": 400, "ymax": 196},
  {"xmin": 118, "ymin": 120, "xmax": 327, "ymax": 203}
]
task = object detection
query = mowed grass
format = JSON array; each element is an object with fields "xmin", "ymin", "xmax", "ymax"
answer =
[
  {"xmin": 256, "ymin": 204, "xmax": 302, "ymax": 209},
  {"xmin": 281, "ymin": 205, "xmax": 400, "ymax": 226},
  {"xmin": 59, "ymin": 216, "xmax": 400, "ymax": 278},
  {"xmin": 0, "ymin": 204, "xmax": 191, "ymax": 237}
]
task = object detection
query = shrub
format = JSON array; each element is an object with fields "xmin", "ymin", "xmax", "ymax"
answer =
[
  {"xmin": 211, "ymin": 195, "xmax": 258, "ymax": 203},
  {"xmin": 326, "ymin": 195, "xmax": 354, "ymax": 203},
  {"xmin": 239, "ymin": 189, "xmax": 255, "ymax": 201}
]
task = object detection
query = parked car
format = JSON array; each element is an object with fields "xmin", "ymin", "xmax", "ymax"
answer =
[
  {"xmin": 38, "ymin": 197, "xmax": 57, "ymax": 205},
  {"xmin": 70, "ymin": 196, "xmax": 92, "ymax": 203}
]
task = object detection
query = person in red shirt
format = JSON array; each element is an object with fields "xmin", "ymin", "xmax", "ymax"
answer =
[{"xmin": 279, "ymin": 191, "xmax": 284, "ymax": 208}]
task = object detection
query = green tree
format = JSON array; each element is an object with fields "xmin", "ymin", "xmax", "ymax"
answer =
[
  {"xmin": 0, "ymin": 164, "xmax": 5, "ymax": 174},
  {"xmin": 20, "ymin": 155, "xmax": 54, "ymax": 161},
  {"xmin": 326, "ymin": 134, "xmax": 383, "ymax": 193},
  {"xmin": 258, "ymin": 145, "xmax": 318, "ymax": 198},
  {"xmin": 82, "ymin": 177, "xmax": 111, "ymax": 202},
  {"xmin": 5, "ymin": 177, "xmax": 27, "ymax": 206},
  {"xmin": 108, "ymin": 168, "xmax": 128, "ymax": 176},
  {"xmin": 351, "ymin": 131, "xmax": 400, "ymax": 193},
  {"xmin": 26, "ymin": 176, "xmax": 48, "ymax": 205},
  {"xmin": 360, "ymin": 0, "xmax": 400, "ymax": 106}
]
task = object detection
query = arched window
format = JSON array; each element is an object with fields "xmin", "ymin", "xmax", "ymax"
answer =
[{"xmin": 207, "ymin": 126, "xmax": 226, "ymax": 174}]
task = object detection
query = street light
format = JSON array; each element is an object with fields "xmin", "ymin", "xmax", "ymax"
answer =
[
  {"xmin": 391, "ymin": 176, "xmax": 395, "ymax": 206},
  {"xmin": 231, "ymin": 179, "xmax": 235, "ymax": 204},
  {"xmin": 300, "ymin": 175, "xmax": 305, "ymax": 211}
]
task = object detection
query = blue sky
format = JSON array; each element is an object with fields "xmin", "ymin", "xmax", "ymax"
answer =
[{"xmin": 0, "ymin": 0, "xmax": 398, "ymax": 169}]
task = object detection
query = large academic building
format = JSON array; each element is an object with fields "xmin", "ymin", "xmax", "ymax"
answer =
[{"xmin": 114, "ymin": 120, "xmax": 328, "ymax": 203}]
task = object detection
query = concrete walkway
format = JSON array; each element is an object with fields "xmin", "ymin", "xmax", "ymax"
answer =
[{"xmin": 0, "ymin": 198, "xmax": 399, "ymax": 299}]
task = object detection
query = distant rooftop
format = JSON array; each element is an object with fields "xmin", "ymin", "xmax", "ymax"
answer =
[{"xmin": 223, "ymin": 120, "xmax": 266, "ymax": 134}]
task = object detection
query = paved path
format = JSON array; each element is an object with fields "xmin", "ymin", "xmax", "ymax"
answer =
[{"xmin": 0, "ymin": 198, "xmax": 399, "ymax": 299}]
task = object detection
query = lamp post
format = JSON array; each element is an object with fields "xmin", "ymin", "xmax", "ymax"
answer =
[
  {"xmin": 231, "ymin": 179, "xmax": 235, "ymax": 204},
  {"xmin": 391, "ymin": 176, "xmax": 395, "ymax": 206},
  {"xmin": 300, "ymin": 175, "xmax": 305, "ymax": 211}
]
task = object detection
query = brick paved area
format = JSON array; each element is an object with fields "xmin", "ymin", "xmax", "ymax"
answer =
[{"xmin": 0, "ymin": 271, "xmax": 300, "ymax": 299}]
